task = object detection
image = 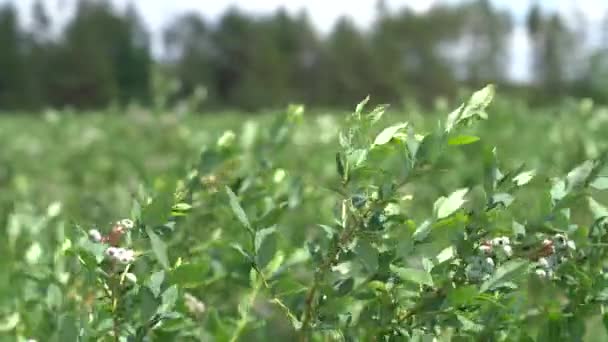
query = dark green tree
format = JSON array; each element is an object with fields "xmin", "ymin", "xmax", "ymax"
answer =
[
  {"xmin": 209, "ymin": 8, "xmax": 258, "ymax": 109},
  {"xmin": 461, "ymin": 0, "xmax": 512, "ymax": 85},
  {"xmin": 23, "ymin": 0, "xmax": 53, "ymax": 108},
  {"xmin": 164, "ymin": 13, "xmax": 213, "ymax": 104},
  {"xmin": 45, "ymin": 0, "xmax": 150, "ymax": 108},
  {"xmin": 371, "ymin": 6, "xmax": 463, "ymax": 103},
  {"xmin": 279, "ymin": 10, "xmax": 323, "ymax": 105},
  {"xmin": 113, "ymin": 4, "xmax": 151, "ymax": 104},
  {"xmin": 582, "ymin": 12, "xmax": 608, "ymax": 101},
  {"xmin": 47, "ymin": 0, "xmax": 118, "ymax": 107},
  {"xmin": 319, "ymin": 16, "xmax": 375, "ymax": 106},
  {"xmin": 0, "ymin": 4, "xmax": 27, "ymax": 109},
  {"xmin": 527, "ymin": 6, "xmax": 578, "ymax": 98}
]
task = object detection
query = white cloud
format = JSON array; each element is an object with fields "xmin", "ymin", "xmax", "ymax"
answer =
[
  {"xmin": 509, "ymin": 25, "xmax": 531, "ymax": 83},
  {"xmin": 554, "ymin": 0, "xmax": 607, "ymax": 23}
]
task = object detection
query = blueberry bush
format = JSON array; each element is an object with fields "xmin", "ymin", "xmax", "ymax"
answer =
[{"xmin": 3, "ymin": 86, "xmax": 608, "ymax": 341}]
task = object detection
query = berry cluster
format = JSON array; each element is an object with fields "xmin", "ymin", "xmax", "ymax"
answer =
[
  {"xmin": 88, "ymin": 219, "xmax": 137, "ymax": 264},
  {"xmin": 533, "ymin": 234, "xmax": 576, "ymax": 278},
  {"xmin": 465, "ymin": 255, "xmax": 495, "ymax": 282},
  {"xmin": 465, "ymin": 233, "xmax": 576, "ymax": 282},
  {"xmin": 466, "ymin": 236, "xmax": 513, "ymax": 281}
]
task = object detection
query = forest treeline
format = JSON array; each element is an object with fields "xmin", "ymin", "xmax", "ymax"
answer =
[{"xmin": 0, "ymin": 0, "xmax": 607, "ymax": 111}]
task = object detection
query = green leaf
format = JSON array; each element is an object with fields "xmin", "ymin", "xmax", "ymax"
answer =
[
  {"xmin": 447, "ymin": 285, "xmax": 478, "ymax": 306},
  {"xmin": 147, "ymin": 270, "xmax": 165, "ymax": 298},
  {"xmin": 336, "ymin": 153, "xmax": 346, "ymax": 179},
  {"xmin": 373, "ymin": 122, "xmax": 408, "ymax": 146},
  {"xmin": 513, "ymin": 169, "xmax": 536, "ymax": 186},
  {"xmin": 491, "ymin": 193, "xmax": 514, "ymax": 208},
  {"xmin": 445, "ymin": 103, "xmax": 465, "ymax": 133},
  {"xmin": 457, "ymin": 314, "xmax": 484, "ymax": 332},
  {"xmin": 512, "ymin": 221, "xmax": 526, "ymax": 236},
  {"xmin": 434, "ymin": 188, "xmax": 469, "ymax": 220},
  {"xmin": 158, "ymin": 285, "xmax": 179, "ymax": 314},
  {"xmin": 416, "ymin": 130, "xmax": 445, "ymax": 166},
  {"xmin": 255, "ymin": 226, "xmax": 277, "ymax": 269},
  {"xmin": 347, "ymin": 149, "xmax": 368, "ymax": 169},
  {"xmin": 563, "ymin": 156, "xmax": 607, "ymax": 196},
  {"xmin": 172, "ymin": 203, "xmax": 192, "ymax": 212},
  {"xmin": 550, "ymin": 178, "xmax": 567, "ymax": 203},
  {"xmin": 0, "ymin": 312, "xmax": 19, "ymax": 332},
  {"xmin": 390, "ymin": 265, "xmax": 434, "ymax": 287},
  {"xmin": 333, "ymin": 278, "xmax": 355, "ymax": 297},
  {"xmin": 231, "ymin": 243, "xmax": 253, "ymax": 262},
  {"xmin": 47, "ymin": 201, "xmax": 62, "ymax": 218},
  {"xmin": 406, "ymin": 126, "xmax": 421, "ymax": 159},
  {"xmin": 412, "ymin": 220, "xmax": 432, "ymax": 242},
  {"xmin": 446, "ymin": 84, "xmax": 494, "ymax": 132},
  {"xmin": 199, "ymin": 148, "xmax": 224, "ymax": 175},
  {"xmin": 355, "ymin": 239, "xmax": 379, "ymax": 273},
  {"xmin": 366, "ymin": 104, "xmax": 389, "ymax": 124},
  {"xmin": 338, "ymin": 131, "xmax": 350, "ymax": 149},
  {"xmin": 76, "ymin": 241, "xmax": 105, "ymax": 268},
  {"xmin": 139, "ymin": 288, "xmax": 159, "ymax": 323},
  {"xmin": 461, "ymin": 84, "xmax": 494, "ymax": 124},
  {"xmin": 435, "ymin": 246, "xmax": 455, "ymax": 264},
  {"xmin": 168, "ymin": 263, "xmax": 209, "ymax": 288},
  {"xmin": 146, "ymin": 227, "xmax": 169, "ymax": 270},
  {"xmin": 131, "ymin": 199, "xmax": 142, "ymax": 220},
  {"xmin": 464, "ymin": 84, "xmax": 494, "ymax": 118},
  {"xmin": 46, "ymin": 283, "xmax": 63, "ymax": 310},
  {"xmin": 448, "ymin": 135, "xmax": 480, "ymax": 145},
  {"xmin": 518, "ymin": 334, "xmax": 536, "ymax": 342},
  {"xmin": 287, "ymin": 104, "xmax": 304, "ymax": 119},
  {"xmin": 480, "ymin": 260, "xmax": 528, "ymax": 292},
  {"xmin": 588, "ymin": 197, "xmax": 608, "ymax": 220},
  {"xmin": 25, "ymin": 242, "xmax": 42, "ymax": 265},
  {"xmin": 483, "ymin": 146, "xmax": 503, "ymax": 194},
  {"xmin": 566, "ymin": 160, "xmax": 597, "ymax": 193},
  {"xmin": 355, "ymin": 95, "xmax": 370, "ymax": 117},
  {"xmin": 591, "ymin": 176, "xmax": 608, "ymax": 190},
  {"xmin": 56, "ymin": 313, "xmax": 78, "ymax": 342},
  {"xmin": 142, "ymin": 190, "xmax": 174, "ymax": 227},
  {"xmin": 226, "ymin": 186, "xmax": 252, "ymax": 232}
]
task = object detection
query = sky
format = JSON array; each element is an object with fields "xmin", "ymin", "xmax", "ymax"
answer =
[{"xmin": 1, "ymin": 0, "xmax": 607, "ymax": 82}]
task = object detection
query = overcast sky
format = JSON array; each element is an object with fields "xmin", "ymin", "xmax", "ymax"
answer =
[{"xmin": 1, "ymin": 0, "xmax": 607, "ymax": 82}]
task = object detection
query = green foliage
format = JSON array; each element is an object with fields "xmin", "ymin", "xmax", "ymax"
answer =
[{"xmin": 4, "ymin": 86, "xmax": 608, "ymax": 341}]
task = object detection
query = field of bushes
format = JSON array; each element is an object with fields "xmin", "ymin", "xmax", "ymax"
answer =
[{"xmin": 3, "ymin": 86, "xmax": 608, "ymax": 341}]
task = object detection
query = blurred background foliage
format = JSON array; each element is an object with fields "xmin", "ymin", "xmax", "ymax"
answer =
[{"xmin": 0, "ymin": 0, "xmax": 607, "ymax": 111}]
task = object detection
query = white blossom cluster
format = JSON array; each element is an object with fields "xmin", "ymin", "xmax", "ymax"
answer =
[
  {"xmin": 117, "ymin": 218, "xmax": 135, "ymax": 230},
  {"xmin": 490, "ymin": 236, "xmax": 513, "ymax": 261},
  {"xmin": 105, "ymin": 247, "xmax": 136, "ymax": 264},
  {"xmin": 88, "ymin": 228, "xmax": 103, "ymax": 242},
  {"xmin": 86, "ymin": 218, "xmax": 137, "ymax": 264}
]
